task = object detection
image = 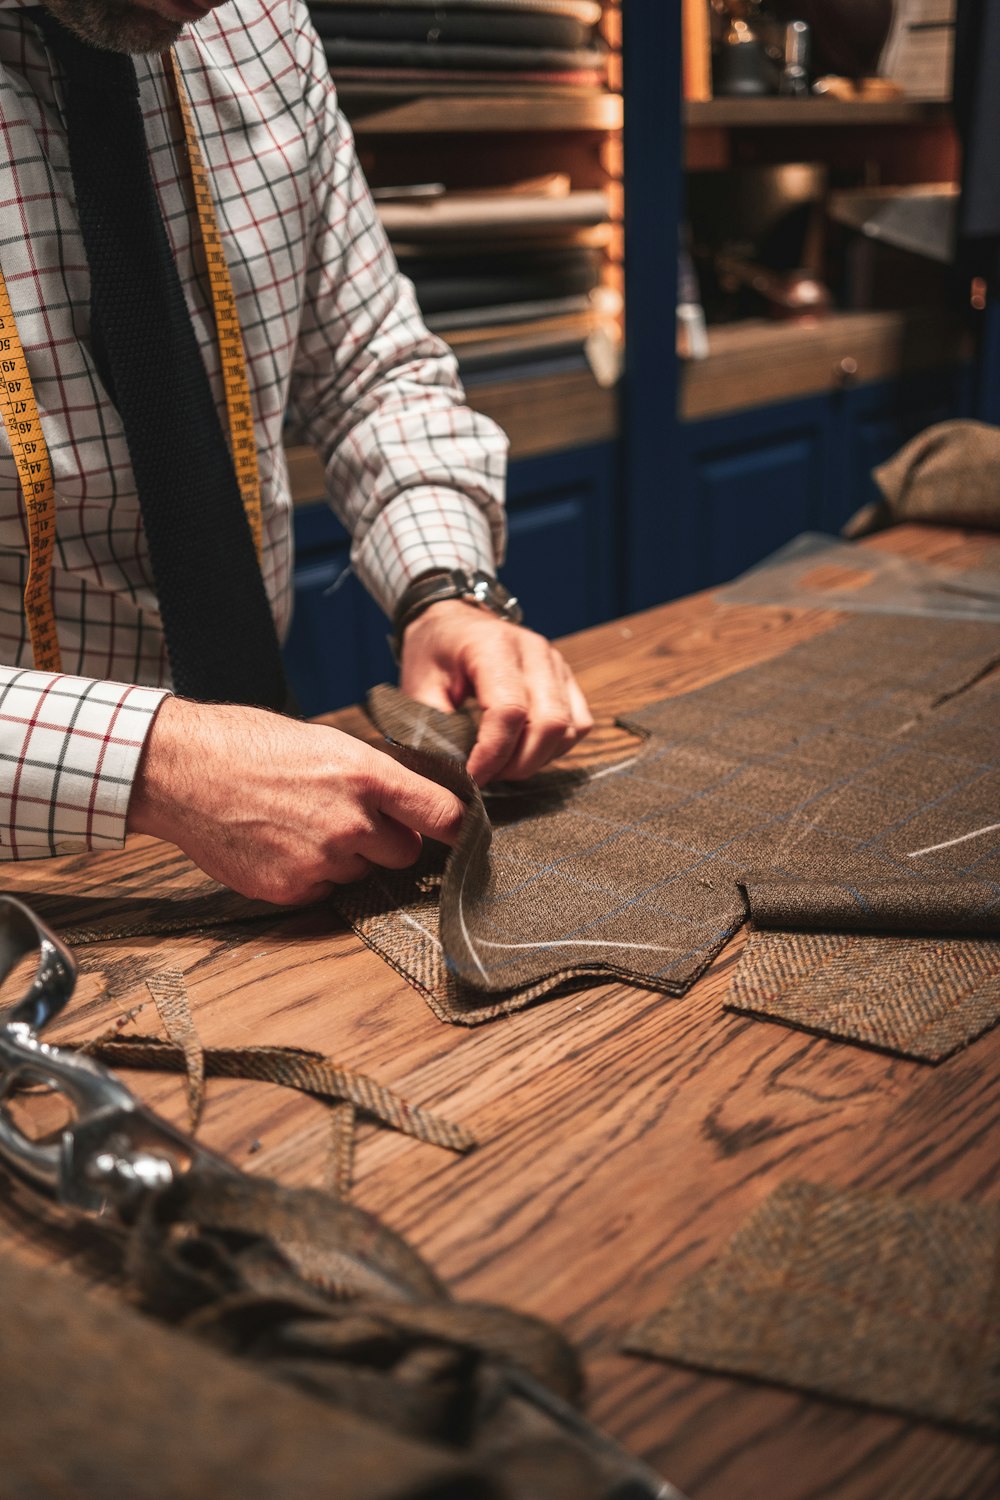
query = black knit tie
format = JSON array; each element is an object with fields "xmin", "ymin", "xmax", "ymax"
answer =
[{"xmin": 37, "ymin": 14, "xmax": 288, "ymax": 710}]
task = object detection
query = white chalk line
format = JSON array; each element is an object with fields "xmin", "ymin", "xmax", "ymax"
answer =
[
  {"xmin": 906, "ymin": 822, "xmax": 1000, "ymax": 859},
  {"xmin": 374, "ymin": 877, "xmax": 443, "ymax": 953}
]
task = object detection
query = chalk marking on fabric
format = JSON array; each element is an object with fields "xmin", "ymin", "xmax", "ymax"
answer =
[
  {"xmin": 409, "ymin": 705, "xmax": 461, "ymax": 759},
  {"xmin": 581, "ymin": 755, "xmax": 640, "ymax": 783},
  {"xmin": 374, "ymin": 877, "xmax": 444, "ymax": 953},
  {"xmin": 474, "ymin": 934, "xmax": 684, "ymax": 956},
  {"xmin": 455, "ymin": 857, "xmax": 491, "ymax": 982},
  {"xmin": 906, "ymin": 822, "xmax": 1000, "ymax": 859}
]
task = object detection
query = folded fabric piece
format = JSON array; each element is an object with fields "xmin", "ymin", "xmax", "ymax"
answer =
[
  {"xmin": 328, "ymin": 63, "xmax": 604, "ymax": 84},
  {"xmin": 308, "ymin": 0, "xmax": 603, "ymax": 19},
  {"xmin": 378, "ymin": 190, "xmax": 610, "ymax": 236},
  {"xmin": 329, "ymin": 615, "xmax": 1000, "ymax": 1023},
  {"xmin": 425, "ymin": 293, "xmax": 593, "ymax": 333},
  {"xmin": 742, "ymin": 876, "xmax": 1000, "ymax": 934},
  {"xmin": 309, "ymin": 7, "xmax": 593, "ymax": 48},
  {"xmin": 625, "ymin": 1180, "xmax": 1000, "ymax": 1437},
  {"xmin": 724, "ymin": 929, "xmax": 1000, "ymax": 1061},
  {"xmin": 410, "ymin": 264, "xmax": 601, "ymax": 315},
  {"xmin": 844, "ymin": 419, "xmax": 1000, "ymax": 537},
  {"xmin": 322, "ymin": 39, "xmax": 606, "ymax": 70}
]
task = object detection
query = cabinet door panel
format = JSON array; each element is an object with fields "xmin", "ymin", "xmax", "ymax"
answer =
[
  {"xmin": 680, "ymin": 398, "xmax": 833, "ymax": 592},
  {"xmin": 504, "ymin": 442, "xmax": 618, "ymax": 638}
]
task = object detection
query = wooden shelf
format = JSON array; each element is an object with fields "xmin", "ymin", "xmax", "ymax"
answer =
[
  {"xmin": 685, "ymin": 98, "xmax": 950, "ymax": 129},
  {"xmin": 680, "ymin": 308, "xmax": 973, "ymax": 422},
  {"xmin": 286, "ymin": 367, "xmax": 618, "ymax": 505},
  {"xmin": 340, "ymin": 89, "xmax": 622, "ymax": 135}
]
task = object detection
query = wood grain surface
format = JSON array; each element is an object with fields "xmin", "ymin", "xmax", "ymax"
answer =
[{"xmin": 2, "ymin": 525, "xmax": 998, "ymax": 1500}]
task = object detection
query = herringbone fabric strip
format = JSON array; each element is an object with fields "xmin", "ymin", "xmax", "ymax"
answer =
[
  {"xmin": 83, "ymin": 1035, "xmax": 476, "ymax": 1156},
  {"xmin": 146, "ymin": 967, "xmax": 206, "ymax": 1128},
  {"xmin": 626, "ymin": 1180, "xmax": 1000, "ymax": 1436},
  {"xmin": 724, "ymin": 930, "xmax": 1000, "ymax": 1061},
  {"xmin": 327, "ymin": 1102, "xmax": 358, "ymax": 1198}
]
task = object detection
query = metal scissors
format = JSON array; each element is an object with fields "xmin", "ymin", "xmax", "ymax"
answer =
[{"xmin": 0, "ymin": 893, "xmax": 232, "ymax": 1218}]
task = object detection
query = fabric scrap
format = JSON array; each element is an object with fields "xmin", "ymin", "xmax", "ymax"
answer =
[
  {"xmin": 844, "ymin": 418, "xmax": 1000, "ymax": 536},
  {"xmin": 145, "ymin": 967, "xmax": 205, "ymax": 1128},
  {"xmin": 82, "ymin": 1035, "xmax": 476, "ymax": 1159},
  {"xmin": 626, "ymin": 1180, "xmax": 1000, "ymax": 1436},
  {"xmin": 330, "ymin": 616, "xmax": 1000, "ymax": 1023},
  {"xmin": 724, "ymin": 928, "xmax": 1000, "ymax": 1062}
]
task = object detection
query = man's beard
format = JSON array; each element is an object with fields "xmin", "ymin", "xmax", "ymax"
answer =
[{"xmin": 38, "ymin": 0, "xmax": 187, "ymax": 54}]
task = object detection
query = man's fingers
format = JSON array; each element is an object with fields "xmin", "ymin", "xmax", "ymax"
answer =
[
  {"xmin": 374, "ymin": 756, "xmax": 466, "ymax": 846},
  {"xmin": 566, "ymin": 671, "xmax": 594, "ymax": 736},
  {"xmin": 467, "ymin": 695, "xmax": 528, "ymax": 784},
  {"xmin": 356, "ymin": 813, "xmax": 423, "ymax": 870},
  {"xmin": 489, "ymin": 638, "xmax": 576, "ymax": 780}
]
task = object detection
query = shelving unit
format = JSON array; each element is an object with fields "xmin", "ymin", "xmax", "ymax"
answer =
[
  {"xmin": 282, "ymin": 3, "xmax": 624, "ymax": 715},
  {"xmin": 686, "ymin": 98, "xmax": 950, "ymax": 128},
  {"xmin": 624, "ymin": 11, "xmax": 979, "ymax": 614}
]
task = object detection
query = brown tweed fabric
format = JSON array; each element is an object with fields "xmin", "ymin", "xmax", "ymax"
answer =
[
  {"xmin": 844, "ymin": 418, "xmax": 1000, "ymax": 537},
  {"xmin": 334, "ymin": 616, "xmax": 1000, "ymax": 1023},
  {"xmin": 626, "ymin": 1180, "xmax": 1000, "ymax": 1436},
  {"xmin": 724, "ymin": 929, "xmax": 1000, "ymax": 1061}
]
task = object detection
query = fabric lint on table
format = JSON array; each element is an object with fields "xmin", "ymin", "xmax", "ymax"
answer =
[
  {"xmin": 724, "ymin": 929, "xmax": 1000, "ymax": 1062},
  {"xmin": 327, "ymin": 615, "xmax": 1000, "ymax": 1024},
  {"xmin": 625, "ymin": 1180, "xmax": 1000, "ymax": 1437}
]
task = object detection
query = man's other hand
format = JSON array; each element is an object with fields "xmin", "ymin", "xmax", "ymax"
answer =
[
  {"xmin": 399, "ymin": 601, "xmax": 593, "ymax": 785},
  {"xmin": 127, "ymin": 699, "xmax": 465, "ymax": 904}
]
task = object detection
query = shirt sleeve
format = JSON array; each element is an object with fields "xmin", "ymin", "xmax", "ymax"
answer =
[
  {"xmin": 0, "ymin": 668, "xmax": 168, "ymax": 861},
  {"xmin": 284, "ymin": 6, "xmax": 509, "ymax": 618}
]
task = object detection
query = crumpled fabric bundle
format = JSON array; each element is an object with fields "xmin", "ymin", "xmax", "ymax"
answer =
[
  {"xmin": 844, "ymin": 418, "xmax": 1000, "ymax": 536},
  {"xmin": 0, "ymin": 1161, "xmax": 671, "ymax": 1499}
]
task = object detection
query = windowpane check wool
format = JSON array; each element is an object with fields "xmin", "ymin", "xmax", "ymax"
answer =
[
  {"xmin": 0, "ymin": 0, "xmax": 507, "ymax": 857},
  {"xmin": 34, "ymin": 11, "xmax": 288, "ymax": 711}
]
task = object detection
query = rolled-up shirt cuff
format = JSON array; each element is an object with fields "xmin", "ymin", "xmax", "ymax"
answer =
[
  {"xmin": 351, "ymin": 487, "xmax": 504, "ymax": 618},
  {"xmin": 0, "ymin": 669, "xmax": 170, "ymax": 860}
]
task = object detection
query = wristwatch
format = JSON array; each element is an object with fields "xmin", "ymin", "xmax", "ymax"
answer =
[{"xmin": 390, "ymin": 567, "xmax": 523, "ymax": 662}]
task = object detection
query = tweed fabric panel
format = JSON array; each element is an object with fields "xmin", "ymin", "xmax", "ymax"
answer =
[
  {"xmin": 742, "ymin": 877, "xmax": 1000, "ymax": 934},
  {"xmin": 334, "ymin": 617, "xmax": 1000, "ymax": 1019},
  {"xmin": 844, "ymin": 419, "xmax": 1000, "ymax": 537},
  {"xmin": 724, "ymin": 929, "xmax": 1000, "ymax": 1061},
  {"xmin": 626, "ymin": 1181, "xmax": 1000, "ymax": 1436}
]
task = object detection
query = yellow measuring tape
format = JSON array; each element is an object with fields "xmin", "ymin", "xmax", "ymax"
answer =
[{"xmin": 0, "ymin": 51, "xmax": 263, "ymax": 675}]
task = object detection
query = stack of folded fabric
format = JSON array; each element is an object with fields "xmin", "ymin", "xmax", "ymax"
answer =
[
  {"xmin": 373, "ymin": 173, "xmax": 615, "ymax": 374},
  {"xmin": 308, "ymin": 0, "xmax": 607, "ymax": 90}
]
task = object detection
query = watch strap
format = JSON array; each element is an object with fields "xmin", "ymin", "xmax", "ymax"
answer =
[{"xmin": 390, "ymin": 568, "xmax": 523, "ymax": 662}]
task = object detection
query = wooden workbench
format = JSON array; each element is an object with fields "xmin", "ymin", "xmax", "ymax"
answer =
[{"xmin": 1, "ymin": 524, "xmax": 997, "ymax": 1500}]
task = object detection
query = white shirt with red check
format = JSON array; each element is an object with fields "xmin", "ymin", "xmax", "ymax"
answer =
[{"xmin": 0, "ymin": 0, "xmax": 507, "ymax": 858}]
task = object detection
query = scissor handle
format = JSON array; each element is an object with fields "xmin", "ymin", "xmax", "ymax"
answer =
[{"xmin": 0, "ymin": 895, "xmax": 77, "ymax": 1033}]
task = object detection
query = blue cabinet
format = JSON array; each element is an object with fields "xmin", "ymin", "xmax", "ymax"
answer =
[
  {"xmin": 676, "ymin": 396, "xmax": 835, "ymax": 596},
  {"xmin": 283, "ymin": 439, "xmax": 620, "ymax": 718},
  {"xmin": 640, "ymin": 363, "xmax": 976, "ymax": 603}
]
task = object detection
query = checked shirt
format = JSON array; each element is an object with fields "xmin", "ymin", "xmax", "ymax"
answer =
[{"xmin": 0, "ymin": 0, "xmax": 507, "ymax": 859}]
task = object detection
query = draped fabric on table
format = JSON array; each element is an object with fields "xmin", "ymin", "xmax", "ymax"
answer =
[{"xmin": 336, "ymin": 611, "xmax": 1000, "ymax": 1042}]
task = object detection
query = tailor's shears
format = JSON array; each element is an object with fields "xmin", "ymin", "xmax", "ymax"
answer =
[{"xmin": 0, "ymin": 894, "xmax": 232, "ymax": 1218}]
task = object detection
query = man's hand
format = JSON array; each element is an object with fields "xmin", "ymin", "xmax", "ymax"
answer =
[
  {"xmin": 127, "ymin": 698, "xmax": 465, "ymax": 904},
  {"xmin": 399, "ymin": 601, "xmax": 593, "ymax": 784}
]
